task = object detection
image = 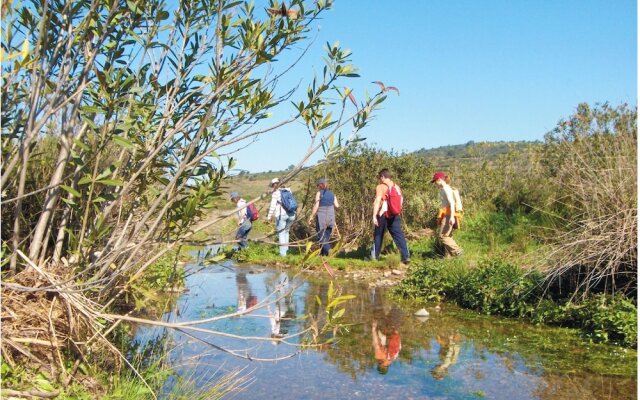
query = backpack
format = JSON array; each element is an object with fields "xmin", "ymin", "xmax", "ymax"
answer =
[
  {"xmin": 246, "ymin": 202, "xmax": 259, "ymax": 221},
  {"xmin": 452, "ymin": 188, "xmax": 463, "ymax": 212},
  {"xmin": 279, "ymin": 189, "xmax": 298, "ymax": 213},
  {"xmin": 385, "ymin": 184, "xmax": 403, "ymax": 216}
]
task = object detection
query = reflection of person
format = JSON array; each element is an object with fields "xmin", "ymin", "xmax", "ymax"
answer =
[
  {"xmin": 230, "ymin": 192, "xmax": 252, "ymax": 250},
  {"xmin": 307, "ymin": 178, "xmax": 340, "ymax": 256},
  {"xmin": 269, "ymin": 304, "xmax": 285, "ymax": 339},
  {"xmin": 267, "ymin": 178, "xmax": 296, "ymax": 257},
  {"xmin": 269, "ymin": 273, "xmax": 291, "ymax": 342},
  {"xmin": 371, "ymin": 169, "xmax": 410, "ymax": 264},
  {"xmin": 236, "ymin": 272, "xmax": 257, "ymax": 311},
  {"xmin": 431, "ymin": 333, "xmax": 461, "ymax": 380},
  {"xmin": 431, "ymin": 172, "xmax": 463, "ymax": 257},
  {"xmin": 372, "ymin": 320, "xmax": 401, "ymax": 374}
]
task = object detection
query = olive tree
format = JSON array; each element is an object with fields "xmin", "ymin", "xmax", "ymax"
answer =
[{"xmin": 1, "ymin": 0, "xmax": 388, "ymax": 289}]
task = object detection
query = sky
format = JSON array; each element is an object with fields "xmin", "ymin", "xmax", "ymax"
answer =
[{"xmin": 231, "ymin": 0, "xmax": 637, "ymax": 173}]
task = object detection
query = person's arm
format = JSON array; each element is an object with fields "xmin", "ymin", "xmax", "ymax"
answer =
[
  {"xmin": 267, "ymin": 191, "xmax": 278, "ymax": 221},
  {"xmin": 372, "ymin": 184, "xmax": 385, "ymax": 226},
  {"xmin": 333, "ymin": 195, "xmax": 340, "ymax": 208},
  {"xmin": 307, "ymin": 191, "xmax": 320, "ymax": 224}
]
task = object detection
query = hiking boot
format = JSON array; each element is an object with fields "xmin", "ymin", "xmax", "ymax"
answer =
[{"xmin": 401, "ymin": 259, "xmax": 410, "ymax": 266}]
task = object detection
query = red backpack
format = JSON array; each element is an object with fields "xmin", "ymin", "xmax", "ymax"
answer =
[
  {"xmin": 385, "ymin": 184, "xmax": 403, "ymax": 216},
  {"xmin": 246, "ymin": 202, "xmax": 259, "ymax": 221}
]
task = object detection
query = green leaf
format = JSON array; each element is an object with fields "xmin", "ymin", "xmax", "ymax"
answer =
[
  {"xmin": 73, "ymin": 139, "xmax": 90, "ymax": 151},
  {"xmin": 60, "ymin": 185, "xmax": 81, "ymax": 197},
  {"xmin": 113, "ymin": 135, "xmax": 135, "ymax": 150},
  {"xmin": 98, "ymin": 179, "xmax": 124, "ymax": 187},
  {"xmin": 78, "ymin": 175, "xmax": 93, "ymax": 185}
]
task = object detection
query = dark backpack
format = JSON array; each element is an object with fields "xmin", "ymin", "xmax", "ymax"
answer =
[
  {"xmin": 246, "ymin": 202, "xmax": 259, "ymax": 221},
  {"xmin": 279, "ymin": 189, "xmax": 298, "ymax": 213},
  {"xmin": 385, "ymin": 184, "xmax": 403, "ymax": 216}
]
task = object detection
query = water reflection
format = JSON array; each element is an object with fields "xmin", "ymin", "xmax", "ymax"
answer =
[
  {"xmin": 133, "ymin": 263, "xmax": 637, "ymax": 400},
  {"xmin": 431, "ymin": 332, "xmax": 461, "ymax": 380},
  {"xmin": 370, "ymin": 288, "xmax": 403, "ymax": 374},
  {"xmin": 235, "ymin": 272, "xmax": 257, "ymax": 312}
]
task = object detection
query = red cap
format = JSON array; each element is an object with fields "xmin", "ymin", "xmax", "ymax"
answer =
[{"xmin": 431, "ymin": 172, "xmax": 446, "ymax": 183}]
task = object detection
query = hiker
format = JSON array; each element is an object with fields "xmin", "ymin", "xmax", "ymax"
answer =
[
  {"xmin": 267, "ymin": 178, "xmax": 296, "ymax": 256},
  {"xmin": 444, "ymin": 175, "xmax": 463, "ymax": 230},
  {"xmin": 431, "ymin": 332, "xmax": 461, "ymax": 380},
  {"xmin": 431, "ymin": 172, "xmax": 463, "ymax": 257},
  {"xmin": 307, "ymin": 177, "xmax": 340, "ymax": 256},
  {"xmin": 236, "ymin": 271, "xmax": 257, "ymax": 311},
  {"xmin": 230, "ymin": 191, "xmax": 252, "ymax": 250},
  {"xmin": 371, "ymin": 304, "xmax": 403, "ymax": 375},
  {"xmin": 371, "ymin": 168, "xmax": 410, "ymax": 264}
]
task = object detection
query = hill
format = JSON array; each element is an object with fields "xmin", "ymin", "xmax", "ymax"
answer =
[{"xmin": 412, "ymin": 140, "xmax": 539, "ymax": 169}]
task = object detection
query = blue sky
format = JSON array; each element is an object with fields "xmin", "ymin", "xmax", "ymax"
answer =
[{"xmin": 232, "ymin": 0, "xmax": 637, "ymax": 173}]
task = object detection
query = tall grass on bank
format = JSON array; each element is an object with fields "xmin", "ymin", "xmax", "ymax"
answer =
[
  {"xmin": 395, "ymin": 257, "xmax": 637, "ymax": 348},
  {"xmin": 539, "ymin": 103, "xmax": 637, "ymax": 298}
]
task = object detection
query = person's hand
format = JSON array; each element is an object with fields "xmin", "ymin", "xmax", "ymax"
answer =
[{"xmin": 372, "ymin": 216, "xmax": 378, "ymax": 226}]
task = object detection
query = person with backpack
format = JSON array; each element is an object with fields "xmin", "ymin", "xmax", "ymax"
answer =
[
  {"xmin": 267, "ymin": 178, "xmax": 297, "ymax": 256},
  {"xmin": 230, "ymin": 191, "xmax": 252, "ymax": 250},
  {"xmin": 371, "ymin": 169, "xmax": 410, "ymax": 264},
  {"xmin": 444, "ymin": 175, "xmax": 463, "ymax": 230},
  {"xmin": 307, "ymin": 177, "xmax": 340, "ymax": 256},
  {"xmin": 431, "ymin": 172, "xmax": 463, "ymax": 257}
]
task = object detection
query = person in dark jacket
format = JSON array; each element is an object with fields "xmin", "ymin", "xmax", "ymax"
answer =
[{"xmin": 307, "ymin": 178, "xmax": 340, "ymax": 256}]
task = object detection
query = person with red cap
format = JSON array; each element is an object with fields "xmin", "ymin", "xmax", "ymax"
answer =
[{"xmin": 431, "ymin": 172, "xmax": 463, "ymax": 257}]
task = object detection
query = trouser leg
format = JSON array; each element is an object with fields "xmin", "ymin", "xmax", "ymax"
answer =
[
  {"xmin": 318, "ymin": 227, "xmax": 332, "ymax": 256},
  {"xmin": 236, "ymin": 221, "xmax": 252, "ymax": 249},
  {"xmin": 387, "ymin": 215, "xmax": 410, "ymax": 261},
  {"xmin": 438, "ymin": 215, "xmax": 461, "ymax": 256},
  {"xmin": 276, "ymin": 215, "xmax": 288, "ymax": 256},
  {"xmin": 372, "ymin": 216, "xmax": 387, "ymax": 260}
]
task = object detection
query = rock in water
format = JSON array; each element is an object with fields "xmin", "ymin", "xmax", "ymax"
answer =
[{"xmin": 414, "ymin": 308, "xmax": 430, "ymax": 317}]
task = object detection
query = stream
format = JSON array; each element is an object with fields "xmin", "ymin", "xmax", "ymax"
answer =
[{"xmin": 134, "ymin": 261, "xmax": 637, "ymax": 400}]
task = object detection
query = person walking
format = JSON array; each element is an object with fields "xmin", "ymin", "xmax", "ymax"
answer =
[
  {"xmin": 431, "ymin": 172, "xmax": 463, "ymax": 257},
  {"xmin": 444, "ymin": 175, "xmax": 464, "ymax": 230},
  {"xmin": 371, "ymin": 168, "xmax": 410, "ymax": 264},
  {"xmin": 307, "ymin": 178, "xmax": 340, "ymax": 256},
  {"xmin": 267, "ymin": 178, "xmax": 296, "ymax": 256},
  {"xmin": 230, "ymin": 191, "xmax": 252, "ymax": 250}
]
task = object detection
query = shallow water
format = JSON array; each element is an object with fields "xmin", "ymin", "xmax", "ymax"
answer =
[{"xmin": 134, "ymin": 262, "xmax": 637, "ymax": 400}]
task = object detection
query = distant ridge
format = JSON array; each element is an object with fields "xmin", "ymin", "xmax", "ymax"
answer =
[{"xmin": 412, "ymin": 140, "xmax": 539, "ymax": 168}]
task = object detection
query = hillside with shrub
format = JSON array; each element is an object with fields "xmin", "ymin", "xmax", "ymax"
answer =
[{"xmin": 279, "ymin": 102, "xmax": 636, "ymax": 347}]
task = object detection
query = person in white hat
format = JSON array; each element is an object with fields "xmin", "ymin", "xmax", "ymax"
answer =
[{"xmin": 267, "ymin": 178, "xmax": 296, "ymax": 256}]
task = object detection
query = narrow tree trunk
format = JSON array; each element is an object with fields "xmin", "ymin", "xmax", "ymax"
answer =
[
  {"xmin": 10, "ymin": 146, "xmax": 31, "ymax": 273},
  {"xmin": 28, "ymin": 133, "xmax": 73, "ymax": 260}
]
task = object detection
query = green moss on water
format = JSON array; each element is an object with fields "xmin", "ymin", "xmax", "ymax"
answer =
[{"xmin": 441, "ymin": 307, "xmax": 637, "ymax": 377}]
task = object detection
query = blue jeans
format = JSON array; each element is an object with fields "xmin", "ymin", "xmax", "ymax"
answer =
[
  {"xmin": 276, "ymin": 212, "xmax": 295, "ymax": 256},
  {"xmin": 373, "ymin": 214, "xmax": 409, "ymax": 262},
  {"xmin": 317, "ymin": 226, "xmax": 333, "ymax": 256},
  {"xmin": 235, "ymin": 220, "xmax": 252, "ymax": 249}
]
